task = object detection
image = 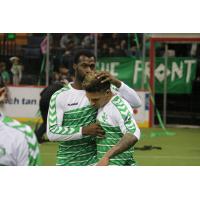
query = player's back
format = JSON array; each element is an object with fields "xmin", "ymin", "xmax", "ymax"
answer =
[
  {"xmin": 96, "ymin": 95, "xmax": 139, "ymax": 166},
  {"xmin": 40, "ymin": 82, "xmax": 64, "ymax": 109},
  {"xmin": 0, "ymin": 115, "xmax": 40, "ymax": 166},
  {"xmin": 47, "ymin": 83, "xmax": 97, "ymax": 166}
]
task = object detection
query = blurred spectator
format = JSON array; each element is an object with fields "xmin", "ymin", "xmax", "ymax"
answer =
[
  {"xmin": 126, "ymin": 46, "xmax": 137, "ymax": 57},
  {"xmin": 0, "ymin": 62, "xmax": 10, "ymax": 86},
  {"xmin": 120, "ymin": 39, "xmax": 127, "ymax": 50},
  {"xmin": 110, "ymin": 33, "xmax": 120, "ymax": 46},
  {"xmin": 114, "ymin": 43, "xmax": 126, "ymax": 56},
  {"xmin": 81, "ymin": 34, "xmax": 94, "ymax": 49},
  {"xmin": 60, "ymin": 34, "xmax": 80, "ymax": 55},
  {"xmin": 52, "ymin": 64, "xmax": 74, "ymax": 84},
  {"xmin": 109, "ymin": 46, "xmax": 116, "ymax": 57},
  {"xmin": 10, "ymin": 57, "xmax": 23, "ymax": 85},
  {"xmin": 99, "ymin": 42, "xmax": 109, "ymax": 57},
  {"xmin": 61, "ymin": 54, "xmax": 74, "ymax": 77},
  {"xmin": 58, "ymin": 65, "xmax": 69, "ymax": 81},
  {"xmin": 52, "ymin": 71, "xmax": 59, "ymax": 83},
  {"xmin": 52, "ymin": 54, "xmax": 75, "ymax": 84}
]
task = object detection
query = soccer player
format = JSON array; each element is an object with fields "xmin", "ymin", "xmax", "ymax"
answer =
[
  {"xmin": 47, "ymin": 50, "xmax": 141, "ymax": 166},
  {"xmin": 83, "ymin": 72, "xmax": 141, "ymax": 166},
  {"xmin": 0, "ymin": 87, "xmax": 40, "ymax": 166}
]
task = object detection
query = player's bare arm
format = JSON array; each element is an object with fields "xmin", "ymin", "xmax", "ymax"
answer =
[{"xmin": 96, "ymin": 133, "xmax": 138, "ymax": 166}]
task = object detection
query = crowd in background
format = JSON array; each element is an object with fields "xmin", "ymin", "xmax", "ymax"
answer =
[{"xmin": 0, "ymin": 33, "xmax": 200, "ymax": 85}]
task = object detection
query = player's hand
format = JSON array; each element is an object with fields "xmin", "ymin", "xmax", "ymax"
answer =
[
  {"xmin": 96, "ymin": 156, "xmax": 109, "ymax": 166},
  {"xmin": 95, "ymin": 71, "xmax": 121, "ymax": 88},
  {"xmin": 82, "ymin": 123, "xmax": 105, "ymax": 137}
]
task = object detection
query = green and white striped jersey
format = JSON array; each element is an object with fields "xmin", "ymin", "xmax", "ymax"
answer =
[
  {"xmin": 47, "ymin": 84, "xmax": 97, "ymax": 166},
  {"xmin": 47, "ymin": 82, "xmax": 141, "ymax": 166},
  {"xmin": 0, "ymin": 113, "xmax": 40, "ymax": 166},
  {"xmin": 96, "ymin": 95, "xmax": 141, "ymax": 166}
]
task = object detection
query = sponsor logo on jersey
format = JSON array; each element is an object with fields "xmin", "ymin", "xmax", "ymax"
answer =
[
  {"xmin": 101, "ymin": 112, "xmax": 108, "ymax": 122},
  {"xmin": 68, "ymin": 103, "xmax": 78, "ymax": 106}
]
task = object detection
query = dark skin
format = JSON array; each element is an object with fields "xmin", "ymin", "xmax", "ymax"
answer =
[
  {"xmin": 96, "ymin": 133, "xmax": 138, "ymax": 166},
  {"xmin": 96, "ymin": 71, "xmax": 121, "ymax": 88},
  {"xmin": 71, "ymin": 55, "xmax": 123, "ymax": 138},
  {"xmin": 72, "ymin": 55, "xmax": 96, "ymax": 90},
  {"xmin": 72, "ymin": 55, "xmax": 104, "ymax": 137},
  {"xmin": 84, "ymin": 78, "xmax": 139, "ymax": 166}
]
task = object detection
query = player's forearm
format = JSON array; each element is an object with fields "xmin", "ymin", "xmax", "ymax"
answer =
[
  {"xmin": 118, "ymin": 82, "xmax": 142, "ymax": 108},
  {"xmin": 47, "ymin": 125, "xmax": 82, "ymax": 141},
  {"xmin": 104, "ymin": 133, "xmax": 138, "ymax": 159},
  {"xmin": 47, "ymin": 95, "xmax": 83, "ymax": 141}
]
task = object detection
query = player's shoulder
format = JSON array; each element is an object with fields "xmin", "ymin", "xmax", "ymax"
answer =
[
  {"xmin": 2, "ymin": 116, "xmax": 34, "ymax": 135},
  {"xmin": 50, "ymin": 83, "xmax": 73, "ymax": 101},
  {"xmin": 52, "ymin": 83, "xmax": 72, "ymax": 96},
  {"xmin": 111, "ymin": 95, "xmax": 132, "ymax": 110},
  {"xmin": 41, "ymin": 82, "xmax": 64, "ymax": 97},
  {"xmin": 0, "ymin": 120, "xmax": 27, "ymax": 143},
  {"xmin": 110, "ymin": 95, "xmax": 133, "ymax": 119}
]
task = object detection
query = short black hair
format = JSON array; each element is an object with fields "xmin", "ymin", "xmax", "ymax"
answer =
[
  {"xmin": 83, "ymin": 72, "xmax": 110, "ymax": 93},
  {"xmin": 73, "ymin": 49, "xmax": 96, "ymax": 64}
]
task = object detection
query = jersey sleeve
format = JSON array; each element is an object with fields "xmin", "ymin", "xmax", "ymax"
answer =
[
  {"xmin": 15, "ymin": 136, "xmax": 29, "ymax": 166},
  {"xmin": 47, "ymin": 90, "xmax": 83, "ymax": 141},
  {"xmin": 111, "ymin": 82, "xmax": 142, "ymax": 108},
  {"xmin": 112, "ymin": 97, "xmax": 141, "ymax": 140}
]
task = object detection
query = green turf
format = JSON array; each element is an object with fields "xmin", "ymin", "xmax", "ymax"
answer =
[
  {"xmin": 38, "ymin": 127, "xmax": 200, "ymax": 166},
  {"xmin": 135, "ymin": 128, "xmax": 200, "ymax": 166}
]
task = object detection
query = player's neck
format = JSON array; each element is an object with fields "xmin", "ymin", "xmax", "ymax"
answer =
[
  {"xmin": 71, "ymin": 79, "xmax": 83, "ymax": 90},
  {"xmin": 102, "ymin": 92, "xmax": 114, "ymax": 107}
]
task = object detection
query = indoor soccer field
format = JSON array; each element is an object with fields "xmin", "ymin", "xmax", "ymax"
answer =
[{"xmin": 38, "ymin": 127, "xmax": 200, "ymax": 166}]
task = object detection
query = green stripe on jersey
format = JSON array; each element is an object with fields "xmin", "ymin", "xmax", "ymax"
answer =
[
  {"xmin": 97, "ymin": 123, "xmax": 135, "ymax": 166},
  {"xmin": 58, "ymin": 105, "xmax": 97, "ymax": 166},
  {"xmin": 49, "ymin": 87, "xmax": 70, "ymax": 127},
  {"xmin": 3, "ymin": 116, "xmax": 40, "ymax": 166},
  {"xmin": 63, "ymin": 106, "xmax": 97, "ymax": 127},
  {"xmin": 111, "ymin": 96, "xmax": 136, "ymax": 133},
  {"xmin": 96, "ymin": 96, "xmax": 137, "ymax": 166},
  {"xmin": 49, "ymin": 86, "xmax": 98, "ymax": 165}
]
